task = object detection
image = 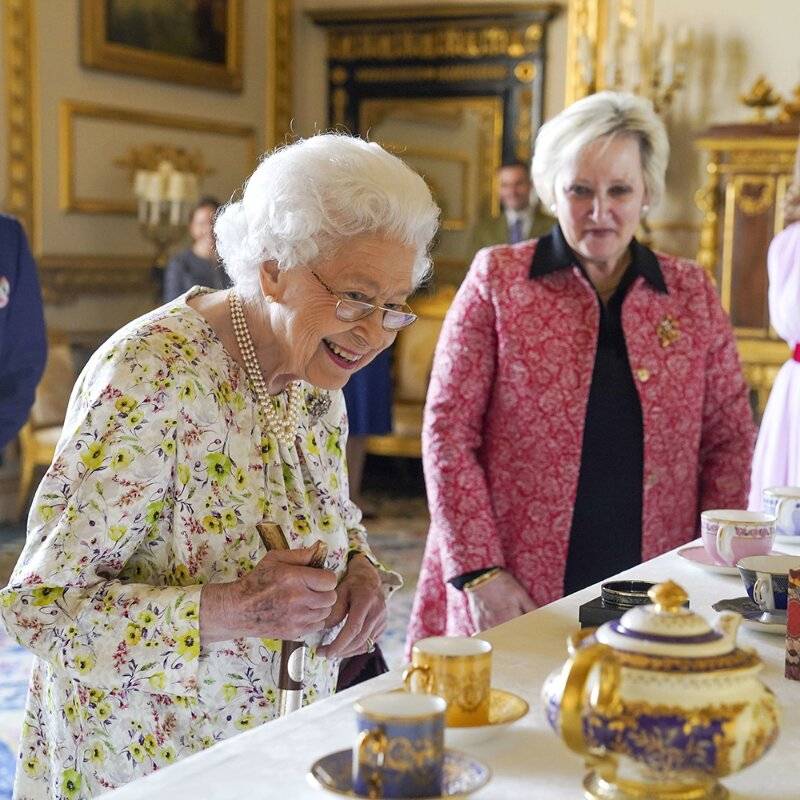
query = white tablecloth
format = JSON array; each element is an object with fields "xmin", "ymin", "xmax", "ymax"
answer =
[{"xmin": 104, "ymin": 540, "xmax": 800, "ymax": 799}]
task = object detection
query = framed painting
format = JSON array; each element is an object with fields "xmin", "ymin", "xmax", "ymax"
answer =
[{"xmin": 81, "ymin": 0, "xmax": 243, "ymax": 92}]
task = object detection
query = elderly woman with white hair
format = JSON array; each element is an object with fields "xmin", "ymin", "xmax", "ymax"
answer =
[
  {"xmin": 407, "ymin": 92, "xmax": 755, "ymax": 646},
  {"xmin": 0, "ymin": 134, "xmax": 439, "ymax": 799}
]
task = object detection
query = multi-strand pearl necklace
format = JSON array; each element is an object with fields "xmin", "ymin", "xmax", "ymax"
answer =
[{"xmin": 229, "ymin": 292, "xmax": 302, "ymax": 447}]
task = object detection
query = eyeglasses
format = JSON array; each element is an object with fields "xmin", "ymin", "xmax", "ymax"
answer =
[{"xmin": 310, "ymin": 271, "xmax": 417, "ymax": 331}]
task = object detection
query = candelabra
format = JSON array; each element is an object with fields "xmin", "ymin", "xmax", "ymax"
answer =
[
  {"xmin": 116, "ymin": 145, "xmax": 210, "ymax": 268},
  {"xmin": 133, "ymin": 161, "xmax": 200, "ymax": 267},
  {"xmin": 602, "ymin": 0, "xmax": 690, "ymax": 115}
]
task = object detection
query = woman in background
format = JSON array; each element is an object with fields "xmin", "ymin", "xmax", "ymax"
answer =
[
  {"xmin": 162, "ymin": 196, "xmax": 229, "ymax": 301},
  {"xmin": 407, "ymin": 92, "xmax": 755, "ymax": 647},
  {"xmin": 749, "ymin": 134, "xmax": 800, "ymax": 507}
]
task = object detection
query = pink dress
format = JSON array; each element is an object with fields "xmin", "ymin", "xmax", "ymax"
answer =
[
  {"xmin": 407, "ymin": 240, "xmax": 755, "ymax": 647},
  {"xmin": 749, "ymin": 222, "xmax": 800, "ymax": 509}
]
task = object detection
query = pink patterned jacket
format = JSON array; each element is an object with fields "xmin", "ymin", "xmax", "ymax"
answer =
[{"xmin": 407, "ymin": 238, "xmax": 755, "ymax": 646}]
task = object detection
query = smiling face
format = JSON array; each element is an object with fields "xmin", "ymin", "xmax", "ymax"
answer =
[
  {"xmin": 553, "ymin": 134, "xmax": 648, "ymax": 272},
  {"xmin": 189, "ymin": 204, "xmax": 217, "ymax": 249},
  {"xmin": 262, "ymin": 233, "xmax": 416, "ymax": 391}
]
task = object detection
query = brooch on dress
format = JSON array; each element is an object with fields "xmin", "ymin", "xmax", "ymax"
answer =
[
  {"xmin": 306, "ymin": 390, "xmax": 332, "ymax": 423},
  {"xmin": 656, "ymin": 315, "xmax": 680, "ymax": 348}
]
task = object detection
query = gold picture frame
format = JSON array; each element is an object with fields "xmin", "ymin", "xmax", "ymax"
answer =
[{"xmin": 80, "ymin": 0, "xmax": 243, "ymax": 92}]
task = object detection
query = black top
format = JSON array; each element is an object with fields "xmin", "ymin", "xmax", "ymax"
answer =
[
  {"xmin": 530, "ymin": 226, "xmax": 668, "ymax": 595},
  {"xmin": 163, "ymin": 249, "xmax": 230, "ymax": 303}
]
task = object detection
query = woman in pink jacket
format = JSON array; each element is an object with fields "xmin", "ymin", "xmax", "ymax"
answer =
[{"xmin": 407, "ymin": 92, "xmax": 755, "ymax": 644}]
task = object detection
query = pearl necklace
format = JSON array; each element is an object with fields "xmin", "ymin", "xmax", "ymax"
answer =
[{"xmin": 229, "ymin": 292, "xmax": 302, "ymax": 447}]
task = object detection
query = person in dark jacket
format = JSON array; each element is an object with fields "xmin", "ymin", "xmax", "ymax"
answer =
[
  {"xmin": 162, "ymin": 196, "xmax": 230, "ymax": 301},
  {"xmin": 0, "ymin": 214, "xmax": 47, "ymax": 450}
]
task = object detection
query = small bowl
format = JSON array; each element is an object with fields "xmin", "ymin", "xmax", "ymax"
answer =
[{"xmin": 601, "ymin": 580, "xmax": 655, "ymax": 609}]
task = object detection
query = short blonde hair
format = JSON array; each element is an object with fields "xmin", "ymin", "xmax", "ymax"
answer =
[
  {"xmin": 215, "ymin": 134, "xmax": 440, "ymax": 300},
  {"xmin": 532, "ymin": 91, "xmax": 669, "ymax": 209}
]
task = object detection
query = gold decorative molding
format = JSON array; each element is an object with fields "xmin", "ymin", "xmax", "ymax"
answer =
[
  {"xmin": 360, "ymin": 96, "xmax": 503, "ymax": 217},
  {"xmin": 732, "ymin": 175, "xmax": 775, "ymax": 217},
  {"xmin": 355, "ymin": 64, "xmax": 509, "ymax": 84},
  {"xmin": 515, "ymin": 87, "xmax": 534, "ymax": 163},
  {"xmin": 80, "ymin": 0, "xmax": 243, "ymax": 92},
  {"xmin": 265, "ymin": 0, "xmax": 293, "ymax": 150},
  {"xmin": 3, "ymin": 0, "xmax": 38, "ymax": 245},
  {"xmin": 37, "ymin": 254, "xmax": 155, "ymax": 304},
  {"xmin": 380, "ymin": 141, "xmax": 471, "ymax": 231},
  {"xmin": 565, "ymin": 0, "xmax": 607, "ymax": 104},
  {"xmin": 58, "ymin": 99, "xmax": 257, "ymax": 215},
  {"xmin": 328, "ymin": 25, "xmax": 544, "ymax": 62},
  {"xmin": 694, "ymin": 155, "xmax": 720, "ymax": 283}
]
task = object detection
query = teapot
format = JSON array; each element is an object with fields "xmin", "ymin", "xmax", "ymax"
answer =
[{"xmin": 542, "ymin": 581, "xmax": 780, "ymax": 800}]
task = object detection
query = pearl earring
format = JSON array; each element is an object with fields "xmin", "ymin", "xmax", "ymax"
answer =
[
  {"xmin": 641, "ymin": 204, "xmax": 650, "ymax": 216},
  {"xmin": 549, "ymin": 203, "xmax": 557, "ymax": 213},
  {"xmin": 263, "ymin": 294, "xmax": 275, "ymax": 304}
]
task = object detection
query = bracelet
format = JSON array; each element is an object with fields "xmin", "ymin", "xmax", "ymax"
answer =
[{"xmin": 463, "ymin": 568, "xmax": 502, "ymax": 592}]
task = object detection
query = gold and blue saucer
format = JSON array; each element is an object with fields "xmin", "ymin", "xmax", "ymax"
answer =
[
  {"xmin": 307, "ymin": 748, "xmax": 490, "ymax": 798},
  {"xmin": 712, "ymin": 597, "xmax": 787, "ymax": 635},
  {"xmin": 445, "ymin": 688, "xmax": 529, "ymax": 747}
]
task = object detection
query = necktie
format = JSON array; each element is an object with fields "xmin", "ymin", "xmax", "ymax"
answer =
[{"xmin": 509, "ymin": 218, "xmax": 523, "ymax": 244}]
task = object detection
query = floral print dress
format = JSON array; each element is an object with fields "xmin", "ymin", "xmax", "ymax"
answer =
[{"xmin": 0, "ymin": 288, "xmax": 397, "ymax": 800}]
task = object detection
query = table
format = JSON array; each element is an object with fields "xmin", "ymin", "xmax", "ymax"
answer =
[{"xmin": 104, "ymin": 541, "xmax": 800, "ymax": 799}]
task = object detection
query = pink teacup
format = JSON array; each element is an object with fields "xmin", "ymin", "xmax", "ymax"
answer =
[{"xmin": 700, "ymin": 510, "xmax": 776, "ymax": 567}]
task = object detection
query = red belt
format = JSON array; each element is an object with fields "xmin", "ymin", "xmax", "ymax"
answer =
[{"xmin": 794, "ymin": 343, "xmax": 800, "ymax": 362}]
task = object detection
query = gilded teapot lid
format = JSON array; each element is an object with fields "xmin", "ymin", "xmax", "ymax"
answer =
[{"xmin": 594, "ymin": 581, "xmax": 759, "ymax": 669}]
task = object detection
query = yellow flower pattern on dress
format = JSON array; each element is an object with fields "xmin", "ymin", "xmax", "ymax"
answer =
[{"xmin": 0, "ymin": 288, "xmax": 399, "ymax": 800}]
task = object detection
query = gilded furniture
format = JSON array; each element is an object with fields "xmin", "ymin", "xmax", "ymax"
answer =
[
  {"xmin": 695, "ymin": 122, "xmax": 799, "ymax": 416},
  {"xmin": 16, "ymin": 335, "xmax": 76, "ymax": 520}
]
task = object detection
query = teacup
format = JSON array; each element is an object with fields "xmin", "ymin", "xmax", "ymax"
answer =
[
  {"xmin": 763, "ymin": 487, "xmax": 800, "ymax": 538},
  {"xmin": 403, "ymin": 636, "xmax": 492, "ymax": 726},
  {"xmin": 737, "ymin": 554, "xmax": 800, "ymax": 616},
  {"xmin": 700, "ymin": 510, "xmax": 776, "ymax": 567},
  {"xmin": 353, "ymin": 691, "xmax": 446, "ymax": 799}
]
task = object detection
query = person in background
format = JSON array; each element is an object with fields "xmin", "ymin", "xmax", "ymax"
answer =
[
  {"xmin": 470, "ymin": 161, "xmax": 552, "ymax": 252},
  {"xmin": 162, "ymin": 196, "xmax": 230, "ymax": 301},
  {"xmin": 0, "ymin": 134, "xmax": 439, "ymax": 799},
  {"xmin": 749, "ymin": 133, "xmax": 800, "ymax": 507},
  {"xmin": 407, "ymin": 92, "xmax": 755, "ymax": 648},
  {"xmin": 342, "ymin": 350, "xmax": 393, "ymax": 516},
  {"xmin": 0, "ymin": 214, "xmax": 47, "ymax": 452}
]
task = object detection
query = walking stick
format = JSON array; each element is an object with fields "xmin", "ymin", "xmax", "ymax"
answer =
[{"xmin": 256, "ymin": 522, "xmax": 328, "ymax": 716}]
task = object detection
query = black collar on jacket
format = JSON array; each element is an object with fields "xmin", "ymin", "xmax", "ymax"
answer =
[{"xmin": 529, "ymin": 224, "xmax": 668, "ymax": 295}]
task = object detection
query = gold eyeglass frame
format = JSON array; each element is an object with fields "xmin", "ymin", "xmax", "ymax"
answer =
[{"xmin": 310, "ymin": 270, "xmax": 417, "ymax": 331}]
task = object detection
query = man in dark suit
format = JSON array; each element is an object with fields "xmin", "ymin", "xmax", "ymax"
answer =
[
  {"xmin": 0, "ymin": 214, "xmax": 47, "ymax": 450},
  {"xmin": 470, "ymin": 161, "xmax": 552, "ymax": 252}
]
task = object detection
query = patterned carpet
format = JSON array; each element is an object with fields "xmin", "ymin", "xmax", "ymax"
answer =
[{"xmin": 0, "ymin": 487, "xmax": 428, "ymax": 798}]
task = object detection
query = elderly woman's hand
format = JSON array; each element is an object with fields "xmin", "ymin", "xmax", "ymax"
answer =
[
  {"xmin": 200, "ymin": 546, "xmax": 338, "ymax": 645},
  {"xmin": 466, "ymin": 569, "xmax": 537, "ymax": 633},
  {"xmin": 316, "ymin": 554, "xmax": 386, "ymax": 659}
]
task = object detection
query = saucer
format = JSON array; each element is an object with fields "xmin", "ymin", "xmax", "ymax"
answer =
[
  {"xmin": 676, "ymin": 544, "xmax": 738, "ymax": 575},
  {"xmin": 712, "ymin": 597, "xmax": 788, "ymax": 635},
  {"xmin": 445, "ymin": 688, "xmax": 529, "ymax": 747},
  {"xmin": 308, "ymin": 748, "xmax": 491, "ymax": 798},
  {"xmin": 677, "ymin": 544, "xmax": 790, "ymax": 576},
  {"xmin": 775, "ymin": 534, "xmax": 800, "ymax": 546}
]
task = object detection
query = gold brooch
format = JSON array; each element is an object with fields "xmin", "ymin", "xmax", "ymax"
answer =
[{"xmin": 656, "ymin": 316, "xmax": 680, "ymax": 348}]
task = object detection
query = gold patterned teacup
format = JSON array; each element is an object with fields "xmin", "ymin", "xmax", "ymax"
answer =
[
  {"xmin": 353, "ymin": 691, "xmax": 446, "ymax": 799},
  {"xmin": 402, "ymin": 636, "xmax": 492, "ymax": 726}
]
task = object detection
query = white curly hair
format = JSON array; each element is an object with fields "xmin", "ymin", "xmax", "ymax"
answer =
[{"xmin": 214, "ymin": 134, "xmax": 440, "ymax": 300}]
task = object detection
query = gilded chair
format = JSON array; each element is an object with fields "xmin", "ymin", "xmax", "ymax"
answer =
[
  {"xmin": 365, "ymin": 285, "xmax": 456, "ymax": 458},
  {"xmin": 16, "ymin": 335, "xmax": 75, "ymax": 521}
]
